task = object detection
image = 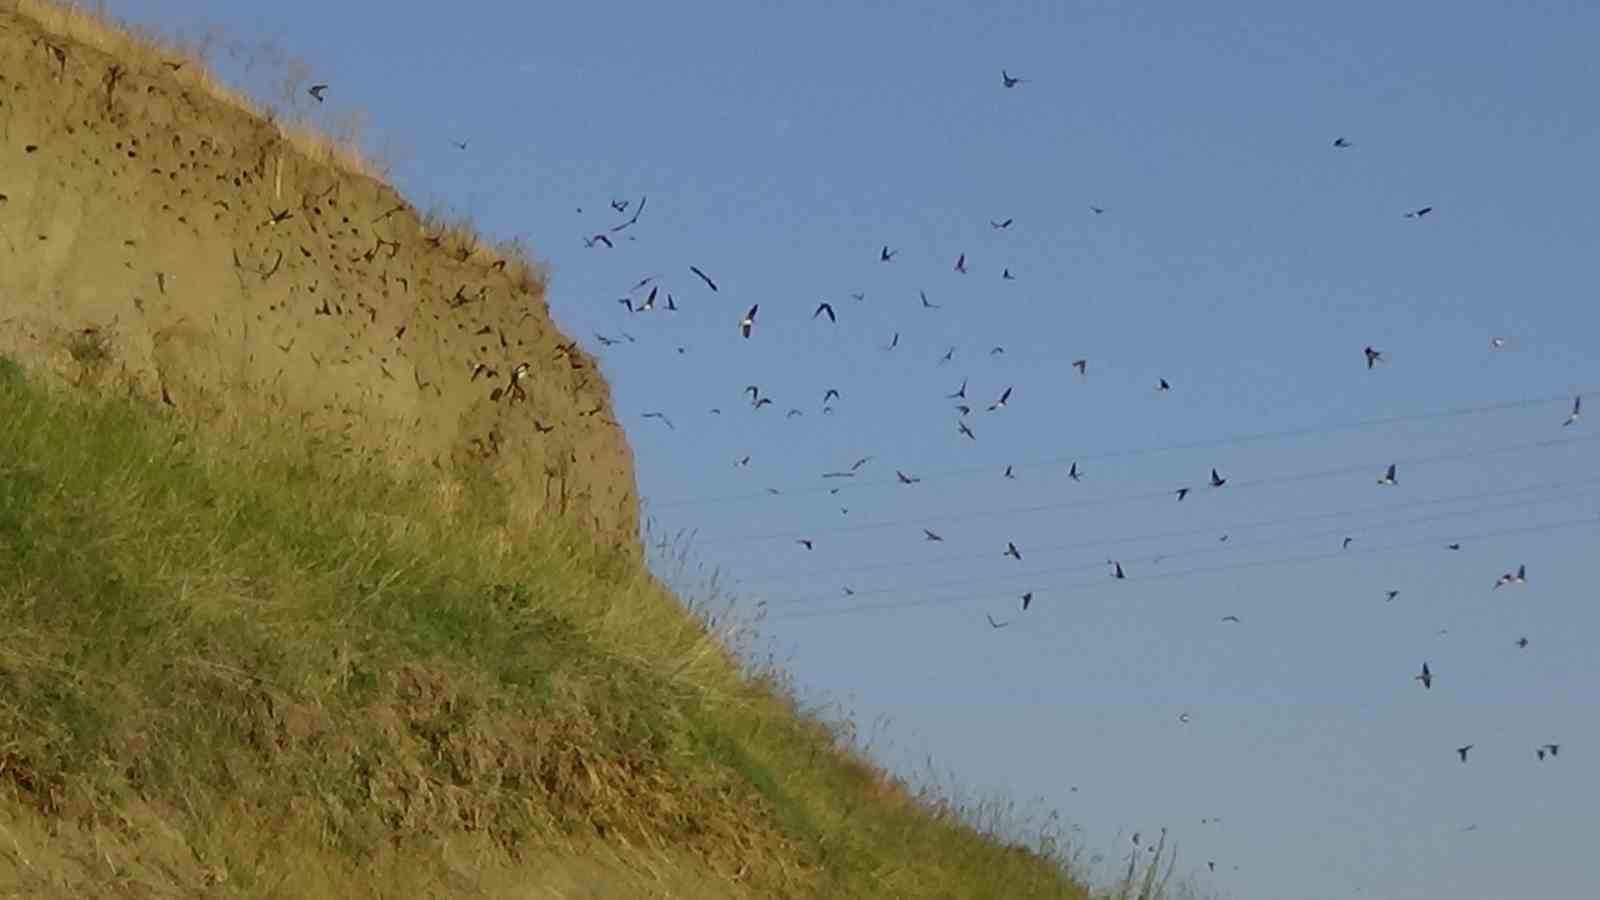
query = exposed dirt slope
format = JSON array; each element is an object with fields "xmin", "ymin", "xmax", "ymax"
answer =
[{"xmin": 0, "ymin": 6, "xmax": 639, "ymax": 551}]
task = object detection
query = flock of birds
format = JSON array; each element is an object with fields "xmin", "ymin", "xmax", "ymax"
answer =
[
  {"xmin": 557, "ymin": 68, "xmax": 1587, "ymax": 786},
  {"xmin": 490, "ymin": 65, "xmax": 1593, "ymax": 878}
]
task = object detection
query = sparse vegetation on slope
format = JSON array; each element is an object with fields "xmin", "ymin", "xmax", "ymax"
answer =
[{"xmin": 0, "ymin": 359, "xmax": 1109, "ymax": 897}]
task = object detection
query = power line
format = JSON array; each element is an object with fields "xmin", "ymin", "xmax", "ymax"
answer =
[
  {"xmin": 732, "ymin": 474, "xmax": 1600, "ymax": 592},
  {"xmin": 690, "ymin": 432, "xmax": 1600, "ymax": 545},
  {"xmin": 648, "ymin": 389, "xmax": 1588, "ymax": 508},
  {"xmin": 729, "ymin": 474, "xmax": 1600, "ymax": 586},
  {"xmin": 766, "ymin": 513, "xmax": 1600, "ymax": 622}
]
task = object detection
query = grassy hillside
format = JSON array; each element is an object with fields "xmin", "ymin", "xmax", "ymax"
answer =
[
  {"xmin": 0, "ymin": 358, "xmax": 1117, "ymax": 898},
  {"xmin": 0, "ymin": 2, "xmax": 1173, "ymax": 898}
]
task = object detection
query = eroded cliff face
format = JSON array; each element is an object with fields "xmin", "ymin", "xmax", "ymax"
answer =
[{"xmin": 0, "ymin": 10, "xmax": 639, "ymax": 551}]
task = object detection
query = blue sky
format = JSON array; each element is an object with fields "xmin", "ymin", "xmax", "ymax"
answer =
[{"xmin": 105, "ymin": 2, "xmax": 1599, "ymax": 897}]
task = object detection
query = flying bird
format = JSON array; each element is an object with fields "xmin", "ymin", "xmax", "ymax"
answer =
[
  {"xmin": 813, "ymin": 302, "xmax": 836, "ymax": 323},
  {"xmin": 940, "ymin": 346, "xmax": 956, "ymax": 364},
  {"xmin": 611, "ymin": 199, "xmax": 631, "ymax": 213},
  {"xmin": 1542, "ymin": 743, "xmax": 1560, "ymax": 758},
  {"xmin": 1405, "ymin": 206, "xmax": 1434, "ymax": 218},
  {"xmin": 880, "ymin": 245, "xmax": 897, "ymax": 262},
  {"xmin": 1333, "ymin": 137, "xmax": 1351, "ymax": 148},
  {"xmin": 1364, "ymin": 346, "xmax": 1384, "ymax": 369},
  {"xmin": 1004, "ymin": 465, "xmax": 1016, "ymax": 480},
  {"xmin": 991, "ymin": 218, "xmax": 1014, "ymax": 230},
  {"xmin": 848, "ymin": 455, "xmax": 873, "ymax": 470},
  {"xmin": 1021, "ymin": 592, "xmax": 1032, "ymax": 611},
  {"xmin": 1516, "ymin": 637, "xmax": 1529, "ymax": 649},
  {"xmin": 740, "ymin": 305, "xmax": 758, "ymax": 338},
  {"xmin": 1447, "ymin": 543, "xmax": 1462, "ymax": 550},
  {"xmin": 1456, "ymin": 744, "xmax": 1474, "ymax": 763},
  {"xmin": 1005, "ymin": 542, "xmax": 1022, "ymax": 561},
  {"xmin": 988, "ymin": 387, "xmax": 1013, "ymax": 411},
  {"xmin": 885, "ymin": 332, "xmax": 900, "ymax": 350},
  {"xmin": 955, "ymin": 404, "xmax": 972, "ymax": 416},
  {"xmin": 1221, "ymin": 616, "xmax": 1241, "ymax": 623},
  {"xmin": 897, "ymin": 470, "xmax": 921, "ymax": 485},
  {"xmin": 1089, "ymin": 206, "xmax": 1106, "ymax": 215},
  {"xmin": 958, "ymin": 421, "xmax": 976, "ymax": 441},
  {"xmin": 823, "ymin": 388, "xmax": 841, "ymax": 404},
  {"xmin": 1073, "ymin": 359, "xmax": 1088, "ymax": 376},
  {"xmin": 1067, "ymin": 462, "xmax": 1082, "ymax": 482},
  {"xmin": 796, "ymin": 539, "xmax": 813, "ymax": 550},
  {"xmin": 1343, "ymin": 537, "xmax": 1354, "ymax": 549},
  {"xmin": 585, "ymin": 234, "xmax": 614, "ymax": 248},
  {"xmin": 920, "ymin": 290, "xmax": 940, "ymax": 309},
  {"xmin": 1493, "ymin": 564, "xmax": 1527, "ymax": 589},
  {"xmin": 307, "ymin": 83, "xmax": 328, "ymax": 102},
  {"xmin": 642, "ymin": 412, "xmax": 674, "ymax": 430},
  {"xmin": 1001, "ymin": 69, "xmax": 1026, "ymax": 88},
  {"xmin": 1157, "ymin": 378, "xmax": 1171, "ymax": 391},
  {"xmin": 987, "ymin": 614, "xmax": 1010, "ymax": 629},
  {"xmin": 1378, "ymin": 463, "xmax": 1397, "ymax": 485},
  {"xmin": 955, "ymin": 253, "xmax": 968, "ymax": 274},
  {"xmin": 1210, "ymin": 468, "xmax": 1227, "ymax": 488},
  {"xmin": 1002, "ymin": 268, "xmax": 1016, "ymax": 280},
  {"xmin": 923, "ymin": 529, "xmax": 945, "ymax": 542},
  {"xmin": 688, "ymin": 266, "xmax": 719, "ymax": 292},
  {"xmin": 1175, "ymin": 488, "xmax": 1190, "ymax": 501},
  {"xmin": 948, "ymin": 378, "xmax": 968, "ymax": 399},
  {"xmin": 1563, "ymin": 395, "xmax": 1581, "ymax": 426},
  {"xmin": 1416, "ymin": 662, "xmax": 1433, "ymax": 690},
  {"xmin": 450, "ymin": 139, "xmax": 469, "ymax": 151},
  {"xmin": 1386, "ymin": 590, "xmax": 1400, "ymax": 602},
  {"xmin": 1111, "ymin": 560, "xmax": 1126, "ymax": 580}
]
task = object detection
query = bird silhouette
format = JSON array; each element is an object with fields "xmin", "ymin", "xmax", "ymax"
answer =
[
  {"xmin": 948, "ymin": 378, "xmax": 968, "ymax": 399},
  {"xmin": 1378, "ymin": 463, "xmax": 1397, "ymax": 485},
  {"xmin": 1175, "ymin": 488, "xmax": 1190, "ymax": 501},
  {"xmin": 813, "ymin": 302, "xmax": 836, "ymax": 323},
  {"xmin": 880, "ymin": 245, "xmax": 897, "ymax": 262},
  {"xmin": 923, "ymin": 529, "xmax": 945, "ymax": 542},
  {"xmin": 1542, "ymin": 743, "xmax": 1560, "ymax": 758},
  {"xmin": 1333, "ymin": 137, "xmax": 1351, "ymax": 148},
  {"xmin": 1001, "ymin": 69, "xmax": 1026, "ymax": 88},
  {"xmin": 1563, "ymin": 395, "xmax": 1581, "ymax": 426},
  {"xmin": 740, "ymin": 305, "xmax": 759, "ymax": 338},
  {"xmin": 824, "ymin": 389, "xmax": 841, "ymax": 404},
  {"xmin": 1386, "ymin": 590, "xmax": 1400, "ymax": 602},
  {"xmin": 920, "ymin": 290, "xmax": 940, "ymax": 309},
  {"xmin": 796, "ymin": 539, "xmax": 814, "ymax": 550},
  {"xmin": 1068, "ymin": 462, "xmax": 1081, "ymax": 482},
  {"xmin": 1416, "ymin": 662, "xmax": 1433, "ymax": 689},
  {"xmin": 642, "ymin": 412, "xmax": 674, "ymax": 430},
  {"xmin": 991, "ymin": 218, "xmax": 1015, "ymax": 230},
  {"xmin": 958, "ymin": 421, "xmax": 977, "ymax": 441},
  {"xmin": 1021, "ymin": 592, "xmax": 1033, "ymax": 611},
  {"xmin": 689, "ymin": 265, "xmax": 719, "ymax": 292},
  {"xmin": 1456, "ymin": 744, "xmax": 1474, "ymax": 762},
  {"xmin": 1002, "ymin": 268, "xmax": 1016, "ymax": 280},
  {"xmin": 1210, "ymin": 468, "xmax": 1227, "ymax": 488},
  {"xmin": 1004, "ymin": 465, "xmax": 1016, "ymax": 480},
  {"xmin": 987, "ymin": 614, "xmax": 1010, "ymax": 629},
  {"xmin": 1221, "ymin": 615, "xmax": 1241, "ymax": 623},
  {"xmin": 1073, "ymin": 359, "xmax": 1088, "ymax": 376},
  {"xmin": 1157, "ymin": 378, "xmax": 1171, "ymax": 391},
  {"xmin": 897, "ymin": 470, "xmax": 921, "ymax": 485},
  {"xmin": 955, "ymin": 253, "xmax": 968, "ymax": 274},
  {"xmin": 988, "ymin": 387, "xmax": 1013, "ymax": 411},
  {"xmin": 1494, "ymin": 564, "xmax": 1527, "ymax": 589},
  {"xmin": 1005, "ymin": 542, "xmax": 1022, "ymax": 561},
  {"xmin": 1405, "ymin": 206, "xmax": 1434, "ymax": 218},
  {"xmin": 307, "ymin": 83, "xmax": 328, "ymax": 102},
  {"xmin": 1111, "ymin": 561, "xmax": 1126, "ymax": 580},
  {"xmin": 1364, "ymin": 346, "xmax": 1384, "ymax": 368}
]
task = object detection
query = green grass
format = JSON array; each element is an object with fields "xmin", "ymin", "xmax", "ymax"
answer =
[{"xmin": 0, "ymin": 358, "xmax": 1192, "ymax": 898}]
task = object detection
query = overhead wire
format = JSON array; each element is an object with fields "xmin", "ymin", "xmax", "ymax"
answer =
[
  {"xmin": 726, "ymin": 474, "xmax": 1600, "ymax": 586},
  {"xmin": 648, "ymin": 389, "xmax": 1589, "ymax": 508},
  {"xmin": 689, "ymin": 431, "xmax": 1600, "ymax": 545},
  {"xmin": 766, "ymin": 513, "xmax": 1600, "ymax": 622}
]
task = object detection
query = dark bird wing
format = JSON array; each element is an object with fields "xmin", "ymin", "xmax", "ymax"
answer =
[{"xmin": 689, "ymin": 266, "xmax": 719, "ymax": 292}]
